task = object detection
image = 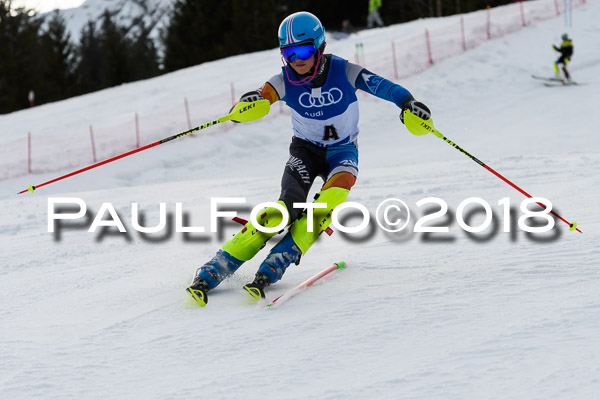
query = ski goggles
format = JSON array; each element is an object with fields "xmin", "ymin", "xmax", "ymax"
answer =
[{"xmin": 280, "ymin": 43, "xmax": 317, "ymax": 63}]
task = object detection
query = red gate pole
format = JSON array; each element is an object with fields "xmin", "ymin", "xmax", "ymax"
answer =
[
  {"xmin": 486, "ymin": 5, "xmax": 491, "ymax": 40},
  {"xmin": 184, "ymin": 97, "xmax": 192, "ymax": 130},
  {"xmin": 27, "ymin": 132, "xmax": 32, "ymax": 174},
  {"xmin": 425, "ymin": 29, "xmax": 434, "ymax": 65},
  {"xmin": 461, "ymin": 17, "xmax": 467, "ymax": 51},
  {"xmin": 391, "ymin": 40, "xmax": 399, "ymax": 80}
]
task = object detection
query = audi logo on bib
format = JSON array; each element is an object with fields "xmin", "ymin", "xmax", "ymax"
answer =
[{"xmin": 299, "ymin": 88, "xmax": 343, "ymax": 108}]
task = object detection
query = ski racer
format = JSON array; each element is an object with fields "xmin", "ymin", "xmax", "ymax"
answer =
[
  {"xmin": 186, "ymin": 11, "xmax": 432, "ymax": 306},
  {"xmin": 553, "ymin": 33, "xmax": 573, "ymax": 82}
]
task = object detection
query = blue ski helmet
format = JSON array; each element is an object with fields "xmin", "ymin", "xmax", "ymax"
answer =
[
  {"xmin": 278, "ymin": 12, "xmax": 326, "ymax": 50},
  {"xmin": 561, "ymin": 33, "xmax": 569, "ymax": 40}
]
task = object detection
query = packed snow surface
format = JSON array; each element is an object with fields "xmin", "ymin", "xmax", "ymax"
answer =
[{"xmin": 1, "ymin": 1, "xmax": 599, "ymax": 399}]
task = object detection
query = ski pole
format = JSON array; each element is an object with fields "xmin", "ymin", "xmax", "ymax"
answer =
[
  {"xmin": 17, "ymin": 100, "xmax": 270, "ymax": 194},
  {"xmin": 402, "ymin": 110, "xmax": 581, "ymax": 233},
  {"xmin": 266, "ymin": 261, "xmax": 346, "ymax": 308}
]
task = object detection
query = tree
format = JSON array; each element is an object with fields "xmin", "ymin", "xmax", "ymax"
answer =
[
  {"xmin": 75, "ymin": 20, "xmax": 103, "ymax": 94},
  {"xmin": 128, "ymin": 17, "xmax": 161, "ymax": 80},
  {"xmin": 0, "ymin": 0, "xmax": 45, "ymax": 113},
  {"xmin": 164, "ymin": 0, "xmax": 254, "ymax": 71},
  {"xmin": 99, "ymin": 9, "xmax": 132, "ymax": 87},
  {"xmin": 40, "ymin": 10, "xmax": 76, "ymax": 102},
  {"xmin": 75, "ymin": 10, "xmax": 160, "ymax": 95},
  {"xmin": 225, "ymin": 0, "xmax": 279, "ymax": 55}
]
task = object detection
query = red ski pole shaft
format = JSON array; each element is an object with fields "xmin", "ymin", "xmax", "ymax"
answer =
[
  {"xmin": 267, "ymin": 261, "xmax": 346, "ymax": 308},
  {"xmin": 17, "ymin": 100, "xmax": 271, "ymax": 194},
  {"xmin": 17, "ymin": 120, "xmax": 218, "ymax": 194},
  {"xmin": 433, "ymin": 131, "xmax": 581, "ymax": 233}
]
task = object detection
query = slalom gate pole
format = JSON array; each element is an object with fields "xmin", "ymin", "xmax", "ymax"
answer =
[
  {"xmin": 17, "ymin": 100, "xmax": 271, "ymax": 194},
  {"xmin": 266, "ymin": 261, "xmax": 346, "ymax": 309},
  {"xmin": 403, "ymin": 110, "xmax": 581, "ymax": 233}
]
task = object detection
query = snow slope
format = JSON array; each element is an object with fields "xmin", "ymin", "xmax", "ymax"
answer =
[{"xmin": 1, "ymin": 1, "xmax": 599, "ymax": 399}]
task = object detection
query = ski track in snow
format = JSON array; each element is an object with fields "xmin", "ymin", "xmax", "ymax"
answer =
[{"xmin": 1, "ymin": 1, "xmax": 600, "ymax": 399}]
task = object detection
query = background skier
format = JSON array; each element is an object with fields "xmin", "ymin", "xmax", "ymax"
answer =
[
  {"xmin": 186, "ymin": 11, "xmax": 431, "ymax": 306},
  {"xmin": 553, "ymin": 33, "xmax": 573, "ymax": 82},
  {"xmin": 367, "ymin": 0, "xmax": 385, "ymax": 28}
]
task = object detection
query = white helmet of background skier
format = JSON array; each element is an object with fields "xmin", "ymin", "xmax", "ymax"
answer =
[{"xmin": 278, "ymin": 12, "xmax": 326, "ymax": 84}]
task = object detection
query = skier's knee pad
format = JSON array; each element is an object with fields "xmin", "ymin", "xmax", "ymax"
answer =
[
  {"xmin": 290, "ymin": 187, "xmax": 350, "ymax": 254},
  {"xmin": 223, "ymin": 200, "xmax": 290, "ymax": 261},
  {"xmin": 322, "ymin": 172, "xmax": 356, "ymax": 191}
]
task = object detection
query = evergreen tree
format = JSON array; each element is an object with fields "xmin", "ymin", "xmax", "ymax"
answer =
[
  {"xmin": 128, "ymin": 18, "xmax": 161, "ymax": 80},
  {"xmin": 75, "ymin": 10, "xmax": 160, "ymax": 95},
  {"xmin": 163, "ymin": 0, "xmax": 234, "ymax": 72},
  {"xmin": 40, "ymin": 11, "xmax": 75, "ymax": 102},
  {"xmin": 226, "ymin": 0, "xmax": 279, "ymax": 54},
  {"xmin": 75, "ymin": 20, "xmax": 103, "ymax": 94},
  {"xmin": 0, "ymin": 0, "xmax": 44, "ymax": 113},
  {"xmin": 99, "ymin": 9, "xmax": 132, "ymax": 87}
]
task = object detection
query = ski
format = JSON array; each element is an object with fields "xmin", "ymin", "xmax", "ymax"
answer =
[
  {"xmin": 187, "ymin": 262, "xmax": 347, "ymax": 308},
  {"xmin": 266, "ymin": 261, "xmax": 346, "ymax": 309},
  {"xmin": 543, "ymin": 81, "xmax": 585, "ymax": 87},
  {"xmin": 186, "ymin": 286, "xmax": 207, "ymax": 306}
]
